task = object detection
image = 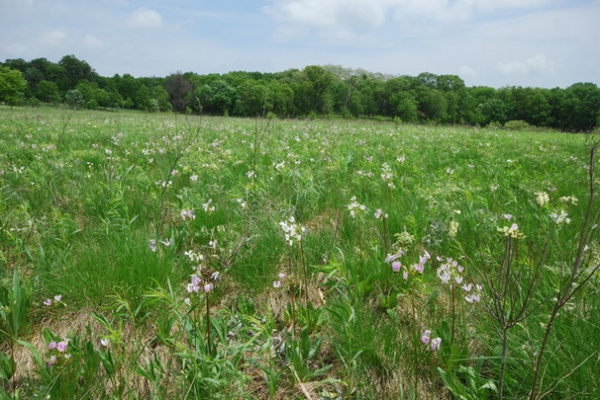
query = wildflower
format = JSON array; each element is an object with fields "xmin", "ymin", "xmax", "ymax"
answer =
[
  {"xmin": 56, "ymin": 341, "xmax": 68, "ymax": 353},
  {"xmin": 48, "ymin": 355, "xmax": 57, "ymax": 366},
  {"xmin": 184, "ymin": 250, "xmax": 204, "ymax": 263},
  {"xmin": 465, "ymin": 293, "xmax": 481, "ymax": 303},
  {"xmin": 402, "ymin": 270, "xmax": 409, "ymax": 281},
  {"xmin": 210, "ymin": 271, "xmax": 221, "ymax": 281},
  {"xmin": 273, "ymin": 280, "xmax": 282, "ymax": 289},
  {"xmin": 430, "ymin": 337, "xmax": 442, "ymax": 351},
  {"xmin": 48, "ymin": 341, "xmax": 57, "ymax": 350},
  {"xmin": 497, "ymin": 223, "xmax": 525, "ymax": 239},
  {"xmin": 43, "ymin": 299, "xmax": 52, "ymax": 306},
  {"xmin": 236, "ymin": 198, "xmax": 247, "ymax": 209},
  {"xmin": 100, "ymin": 338, "xmax": 110, "ymax": 348},
  {"xmin": 246, "ymin": 170, "xmax": 255, "ymax": 179},
  {"xmin": 421, "ymin": 330, "xmax": 431, "ymax": 345},
  {"xmin": 391, "ymin": 261, "xmax": 402, "ymax": 273},
  {"xmin": 550, "ymin": 210, "xmax": 571, "ymax": 224},
  {"xmin": 385, "ymin": 251, "xmax": 404, "ymax": 264},
  {"xmin": 559, "ymin": 196, "xmax": 578, "ymax": 205},
  {"xmin": 160, "ymin": 238, "xmax": 172, "ymax": 247},
  {"xmin": 449, "ymin": 220, "xmax": 459, "ymax": 238},
  {"xmin": 184, "ymin": 297, "xmax": 191, "ymax": 306},
  {"xmin": 279, "ymin": 216, "xmax": 306, "ymax": 246},
  {"xmin": 535, "ymin": 191, "xmax": 549, "ymax": 207},
  {"xmin": 203, "ymin": 283, "xmax": 213, "ymax": 293},
  {"xmin": 149, "ymin": 239, "xmax": 157, "ymax": 252},
  {"xmin": 203, "ymin": 199, "xmax": 215, "ymax": 213},
  {"xmin": 503, "ymin": 214, "xmax": 513, "ymax": 220},
  {"xmin": 374, "ymin": 208, "xmax": 388, "ymax": 220},
  {"xmin": 190, "ymin": 174, "xmax": 199, "ymax": 182},
  {"xmin": 187, "ymin": 275, "xmax": 202, "ymax": 293},
  {"xmin": 209, "ymin": 240, "xmax": 218, "ymax": 249},
  {"xmin": 54, "ymin": 295, "xmax": 62, "ymax": 302},
  {"xmin": 180, "ymin": 209, "xmax": 195, "ymax": 220},
  {"xmin": 380, "ymin": 162, "xmax": 395, "ymax": 188},
  {"xmin": 347, "ymin": 196, "xmax": 367, "ymax": 218}
]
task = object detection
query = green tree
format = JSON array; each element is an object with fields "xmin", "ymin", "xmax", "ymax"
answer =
[
  {"xmin": 58, "ymin": 55, "xmax": 98, "ymax": 91},
  {"xmin": 0, "ymin": 66, "xmax": 27, "ymax": 107},
  {"xmin": 65, "ymin": 89, "xmax": 85, "ymax": 109},
  {"xmin": 35, "ymin": 80, "xmax": 62, "ymax": 103},
  {"xmin": 558, "ymin": 83, "xmax": 600, "ymax": 132},
  {"xmin": 195, "ymin": 79, "xmax": 236, "ymax": 115},
  {"xmin": 165, "ymin": 72, "xmax": 193, "ymax": 113}
]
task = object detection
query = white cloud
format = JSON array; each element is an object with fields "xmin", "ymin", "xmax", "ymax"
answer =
[
  {"xmin": 265, "ymin": 0, "xmax": 567, "ymax": 32},
  {"xmin": 41, "ymin": 30, "xmax": 67, "ymax": 47},
  {"xmin": 129, "ymin": 8, "xmax": 163, "ymax": 28},
  {"xmin": 497, "ymin": 54, "xmax": 555, "ymax": 75},
  {"xmin": 459, "ymin": 65, "xmax": 476, "ymax": 77},
  {"xmin": 82, "ymin": 34, "xmax": 106, "ymax": 49}
]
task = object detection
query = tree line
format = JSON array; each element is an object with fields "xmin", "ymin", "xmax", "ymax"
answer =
[{"xmin": 1, "ymin": 55, "xmax": 599, "ymax": 132}]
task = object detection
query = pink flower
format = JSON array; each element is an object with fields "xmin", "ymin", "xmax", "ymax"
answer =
[
  {"xmin": 56, "ymin": 341, "xmax": 68, "ymax": 352},
  {"xmin": 421, "ymin": 330, "xmax": 431, "ymax": 345},
  {"xmin": 391, "ymin": 261, "xmax": 402, "ymax": 273},
  {"xmin": 180, "ymin": 209, "xmax": 195, "ymax": 220},
  {"xmin": 47, "ymin": 355, "xmax": 57, "ymax": 366},
  {"xmin": 430, "ymin": 337, "xmax": 442, "ymax": 351},
  {"xmin": 48, "ymin": 341, "xmax": 57, "ymax": 350},
  {"xmin": 43, "ymin": 299, "xmax": 52, "ymax": 306},
  {"xmin": 203, "ymin": 283, "xmax": 213, "ymax": 293}
]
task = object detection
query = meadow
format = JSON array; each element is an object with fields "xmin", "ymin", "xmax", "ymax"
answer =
[{"xmin": 0, "ymin": 106, "xmax": 598, "ymax": 399}]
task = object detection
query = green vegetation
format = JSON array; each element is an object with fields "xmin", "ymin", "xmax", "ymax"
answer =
[
  {"xmin": 1, "ymin": 55, "xmax": 600, "ymax": 131},
  {"xmin": 0, "ymin": 106, "xmax": 599, "ymax": 399}
]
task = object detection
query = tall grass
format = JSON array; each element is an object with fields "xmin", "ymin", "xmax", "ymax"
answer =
[{"xmin": 0, "ymin": 106, "xmax": 598, "ymax": 399}]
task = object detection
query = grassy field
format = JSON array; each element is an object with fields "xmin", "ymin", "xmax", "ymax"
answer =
[{"xmin": 0, "ymin": 106, "xmax": 599, "ymax": 399}]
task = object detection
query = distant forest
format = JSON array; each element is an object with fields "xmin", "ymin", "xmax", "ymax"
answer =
[{"xmin": 1, "ymin": 55, "xmax": 599, "ymax": 132}]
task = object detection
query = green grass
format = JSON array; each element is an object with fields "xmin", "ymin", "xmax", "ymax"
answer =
[{"xmin": 0, "ymin": 106, "xmax": 598, "ymax": 399}]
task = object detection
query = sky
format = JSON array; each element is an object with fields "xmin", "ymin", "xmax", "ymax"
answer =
[{"xmin": 1, "ymin": 0, "xmax": 599, "ymax": 88}]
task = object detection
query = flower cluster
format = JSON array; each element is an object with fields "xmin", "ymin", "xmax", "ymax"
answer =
[
  {"xmin": 203, "ymin": 199, "xmax": 215, "ymax": 213},
  {"xmin": 273, "ymin": 272, "xmax": 286, "ymax": 289},
  {"xmin": 497, "ymin": 223, "xmax": 525, "ymax": 239},
  {"xmin": 550, "ymin": 210, "xmax": 571, "ymax": 225},
  {"xmin": 47, "ymin": 338, "xmax": 71, "ymax": 366},
  {"xmin": 421, "ymin": 330, "xmax": 442, "ymax": 351},
  {"xmin": 43, "ymin": 294, "xmax": 63, "ymax": 307},
  {"xmin": 374, "ymin": 208, "xmax": 388, "ymax": 220},
  {"xmin": 180, "ymin": 209, "xmax": 195, "ymax": 220},
  {"xmin": 386, "ymin": 250, "xmax": 430, "ymax": 281},
  {"xmin": 448, "ymin": 220, "xmax": 459, "ymax": 238},
  {"xmin": 535, "ymin": 191, "xmax": 550, "ymax": 207},
  {"xmin": 436, "ymin": 256, "xmax": 483, "ymax": 303},
  {"xmin": 149, "ymin": 238, "xmax": 173, "ymax": 252},
  {"xmin": 380, "ymin": 162, "xmax": 395, "ymax": 188},
  {"xmin": 347, "ymin": 196, "xmax": 367, "ymax": 218},
  {"xmin": 279, "ymin": 216, "xmax": 306, "ymax": 246},
  {"xmin": 184, "ymin": 249, "xmax": 204, "ymax": 263}
]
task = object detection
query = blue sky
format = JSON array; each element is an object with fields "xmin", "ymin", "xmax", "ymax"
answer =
[{"xmin": 1, "ymin": 0, "xmax": 599, "ymax": 88}]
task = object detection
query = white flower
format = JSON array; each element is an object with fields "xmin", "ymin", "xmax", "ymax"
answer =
[{"xmin": 535, "ymin": 191, "xmax": 550, "ymax": 207}]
